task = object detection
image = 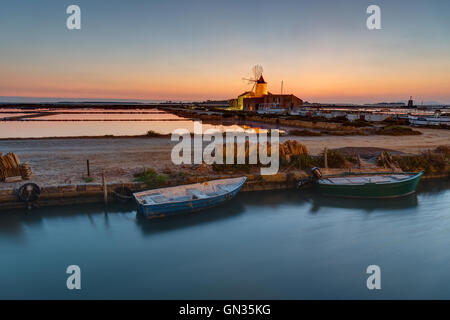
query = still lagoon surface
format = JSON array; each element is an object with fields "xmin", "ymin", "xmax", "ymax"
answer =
[
  {"xmin": 1, "ymin": 180, "xmax": 450, "ymax": 299},
  {"xmin": 0, "ymin": 108, "xmax": 259, "ymax": 138}
]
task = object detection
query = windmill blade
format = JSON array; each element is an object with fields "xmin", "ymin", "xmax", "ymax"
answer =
[
  {"xmin": 252, "ymin": 65, "xmax": 264, "ymax": 80},
  {"xmin": 242, "ymin": 77, "xmax": 257, "ymax": 85}
]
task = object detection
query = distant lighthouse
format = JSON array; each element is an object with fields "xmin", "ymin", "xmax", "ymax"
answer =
[{"xmin": 254, "ymin": 75, "xmax": 268, "ymax": 98}]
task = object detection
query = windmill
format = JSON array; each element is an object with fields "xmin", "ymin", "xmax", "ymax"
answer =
[{"xmin": 242, "ymin": 65, "xmax": 264, "ymax": 93}]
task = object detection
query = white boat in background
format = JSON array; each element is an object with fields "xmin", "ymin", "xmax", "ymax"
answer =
[{"xmin": 409, "ymin": 111, "xmax": 450, "ymax": 126}]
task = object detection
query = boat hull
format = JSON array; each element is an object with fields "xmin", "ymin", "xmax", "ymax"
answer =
[
  {"xmin": 135, "ymin": 178, "xmax": 245, "ymax": 219},
  {"xmin": 317, "ymin": 172, "xmax": 423, "ymax": 199}
]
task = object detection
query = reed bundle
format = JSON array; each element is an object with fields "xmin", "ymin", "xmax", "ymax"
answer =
[
  {"xmin": 0, "ymin": 153, "xmax": 32, "ymax": 181},
  {"xmin": 279, "ymin": 140, "xmax": 308, "ymax": 163},
  {"xmin": 218, "ymin": 140, "xmax": 308, "ymax": 164}
]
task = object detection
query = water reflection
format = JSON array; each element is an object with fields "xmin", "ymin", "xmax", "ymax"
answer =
[
  {"xmin": 1, "ymin": 180, "xmax": 450, "ymax": 299},
  {"xmin": 0, "ymin": 202, "xmax": 133, "ymax": 238},
  {"xmin": 309, "ymin": 193, "xmax": 418, "ymax": 213},
  {"xmin": 416, "ymin": 178, "xmax": 450, "ymax": 196},
  {"xmin": 239, "ymin": 187, "xmax": 420, "ymax": 213},
  {"xmin": 135, "ymin": 201, "xmax": 245, "ymax": 236},
  {"xmin": 0, "ymin": 179, "xmax": 448, "ymax": 239}
]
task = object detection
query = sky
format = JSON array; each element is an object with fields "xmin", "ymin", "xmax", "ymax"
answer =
[{"xmin": 0, "ymin": 0, "xmax": 449, "ymax": 104}]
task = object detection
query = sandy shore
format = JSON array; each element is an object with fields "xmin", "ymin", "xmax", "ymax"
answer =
[
  {"xmin": 283, "ymin": 127, "xmax": 450, "ymax": 155},
  {"xmin": 0, "ymin": 128, "xmax": 448, "ymax": 190}
]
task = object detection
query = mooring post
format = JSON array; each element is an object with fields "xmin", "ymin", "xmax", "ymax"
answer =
[
  {"xmin": 324, "ymin": 147, "xmax": 328, "ymax": 169},
  {"xmin": 102, "ymin": 171, "xmax": 108, "ymax": 205},
  {"xmin": 87, "ymin": 160, "xmax": 90, "ymax": 177},
  {"xmin": 380, "ymin": 152, "xmax": 386, "ymax": 168}
]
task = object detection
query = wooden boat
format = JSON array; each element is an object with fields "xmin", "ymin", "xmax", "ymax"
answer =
[
  {"xmin": 133, "ymin": 177, "xmax": 246, "ymax": 219},
  {"xmin": 314, "ymin": 171, "xmax": 424, "ymax": 198}
]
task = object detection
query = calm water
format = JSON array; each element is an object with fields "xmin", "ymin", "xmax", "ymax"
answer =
[
  {"xmin": 0, "ymin": 108, "xmax": 258, "ymax": 138},
  {"xmin": 1, "ymin": 180, "xmax": 450, "ymax": 299}
]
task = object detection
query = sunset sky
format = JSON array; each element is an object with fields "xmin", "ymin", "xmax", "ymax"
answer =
[{"xmin": 0, "ymin": 0, "xmax": 449, "ymax": 103}]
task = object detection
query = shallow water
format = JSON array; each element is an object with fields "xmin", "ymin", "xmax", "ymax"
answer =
[
  {"xmin": 0, "ymin": 108, "xmax": 255, "ymax": 138},
  {"xmin": 0, "ymin": 179, "xmax": 449, "ymax": 299}
]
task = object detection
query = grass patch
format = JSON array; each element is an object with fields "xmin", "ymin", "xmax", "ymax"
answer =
[
  {"xmin": 322, "ymin": 130, "xmax": 360, "ymax": 136},
  {"xmin": 381, "ymin": 118, "xmax": 410, "ymax": 126},
  {"xmin": 212, "ymin": 163, "xmax": 256, "ymax": 173},
  {"xmin": 84, "ymin": 176, "xmax": 94, "ymax": 183},
  {"xmin": 393, "ymin": 147, "xmax": 450, "ymax": 175},
  {"xmin": 286, "ymin": 150, "xmax": 357, "ymax": 170},
  {"xmin": 133, "ymin": 168, "xmax": 167, "ymax": 187},
  {"xmin": 435, "ymin": 145, "xmax": 450, "ymax": 158},
  {"xmin": 376, "ymin": 125, "xmax": 422, "ymax": 136},
  {"xmin": 145, "ymin": 130, "xmax": 165, "ymax": 137},
  {"xmin": 289, "ymin": 129, "xmax": 322, "ymax": 136},
  {"xmin": 314, "ymin": 150, "xmax": 357, "ymax": 168},
  {"xmin": 288, "ymin": 154, "xmax": 320, "ymax": 169}
]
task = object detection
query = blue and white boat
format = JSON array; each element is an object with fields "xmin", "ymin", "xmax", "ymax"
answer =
[{"xmin": 133, "ymin": 177, "xmax": 246, "ymax": 219}]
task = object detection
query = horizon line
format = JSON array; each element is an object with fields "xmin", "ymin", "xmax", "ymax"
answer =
[{"xmin": 1, "ymin": 96, "xmax": 449, "ymax": 106}]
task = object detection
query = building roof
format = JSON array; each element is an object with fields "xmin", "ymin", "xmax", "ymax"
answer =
[
  {"xmin": 238, "ymin": 91, "xmax": 255, "ymax": 98},
  {"xmin": 257, "ymin": 75, "xmax": 266, "ymax": 84}
]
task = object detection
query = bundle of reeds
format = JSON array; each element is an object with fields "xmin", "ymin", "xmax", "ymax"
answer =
[
  {"xmin": 0, "ymin": 152, "xmax": 30, "ymax": 181},
  {"xmin": 377, "ymin": 151, "xmax": 397, "ymax": 169},
  {"xmin": 217, "ymin": 140, "xmax": 307, "ymax": 164},
  {"xmin": 279, "ymin": 140, "xmax": 308, "ymax": 163},
  {"xmin": 20, "ymin": 162, "xmax": 33, "ymax": 180}
]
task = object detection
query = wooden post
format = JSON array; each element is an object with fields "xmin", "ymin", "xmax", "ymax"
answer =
[
  {"xmin": 102, "ymin": 171, "xmax": 108, "ymax": 205},
  {"xmin": 86, "ymin": 160, "xmax": 90, "ymax": 177},
  {"xmin": 380, "ymin": 152, "xmax": 386, "ymax": 168},
  {"xmin": 324, "ymin": 147, "xmax": 328, "ymax": 169},
  {"xmin": 357, "ymin": 153, "xmax": 361, "ymax": 169}
]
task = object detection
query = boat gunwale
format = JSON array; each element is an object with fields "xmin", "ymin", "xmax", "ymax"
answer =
[{"xmin": 318, "ymin": 171, "xmax": 424, "ymax": 186}]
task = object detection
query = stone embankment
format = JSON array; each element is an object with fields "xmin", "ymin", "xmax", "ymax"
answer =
[
  {"xmin": 0, "ymin": 171, "xmax": 308, "ymax": 210},
  {"xmin": 1, "ymin": 168, "xmax": 447, "ymax": 211}
]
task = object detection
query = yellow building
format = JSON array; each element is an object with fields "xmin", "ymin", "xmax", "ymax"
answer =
[
  {"xmin": 229, "ymin": 76, "xmax": 269, "ymax": 110},
  {"xmin": 229, "ymin": 91, "xmax": 255, "ymax": 110},
  {"xmin": 254, "ymin": 76, "xmax": 268, "ymax": 97}
]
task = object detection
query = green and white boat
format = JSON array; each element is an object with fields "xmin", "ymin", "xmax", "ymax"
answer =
[{"xmin": 311, "ymin": 169, "xmax": 424, "ymax": 199}]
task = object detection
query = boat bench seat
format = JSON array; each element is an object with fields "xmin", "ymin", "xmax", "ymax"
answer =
[
  {"xmin": 144, "ymin": 193, "xmax": 169, "ymax": 204},
  {"xmin": 214, "ymin": 184, "xmax": 231, "ymax": 195},
  {"xmin": 390, "ymin": 175, "xmax": 408, "ymax": 181},
  {"xmin": 187, "ymin": 188, "xmax": 208, "ymax": 199},
  {"xmin": 366, "ymin": 177, "xmax": 391, "ymax": 183},
  {"xmin": 323, "ymin": 176, "xmax": 391, "ymax": 185}
]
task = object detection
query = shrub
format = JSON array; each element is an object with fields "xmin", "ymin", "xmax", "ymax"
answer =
[
  {"xmin": 394, "ymin": 151, "xmax": 447, "ymax": 175},
  {"xmin": 134, "ymin": 168, "xmax": 167, "ymax": 187},
  {"xmin": 381, "ymin": 118, "xmax": 409, "ymax": 126},
  {"xmin": 316, "ymin": 150, "xmax": 355, "ymax": 168},
  {"xmin": 146, "ymin": 130, "xmax": 164, "ymax": 137},
  {"xmin": 376, "ymin": 126, "xmax": 422, "ymax": 136},
  {"xmin": 84, "ymin": 176, "xmax": 94, "ymax": 183},
  {"xmin": 289, "ymin": 129, "xmax": 322, "ymax": 136},
  {"xmin": 348, "ymin": 119, "xmax": 371, "ymax": 128},
  {"xmin": 289, "ymin": 154, "xmax": 319, "ymax": 169},
  {"xmin": 212, "ymin": 163, "xmax": 254, "ymax": 173},
  {"xmin": 435, "ymin": 145, "xmax": 450, "ymax": 158}
]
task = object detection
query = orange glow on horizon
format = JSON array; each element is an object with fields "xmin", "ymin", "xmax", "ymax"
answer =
[{"xmin": 1, "ymin": 59, "xmax": 449, "ymax": 103}]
